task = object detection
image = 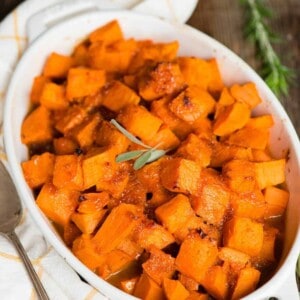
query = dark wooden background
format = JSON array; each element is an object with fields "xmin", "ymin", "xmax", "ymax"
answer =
[{"xmin": 1, "ymin": 0, "xmax": 299, "ymax": 135}]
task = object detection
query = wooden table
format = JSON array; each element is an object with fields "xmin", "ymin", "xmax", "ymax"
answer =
[{"xmin": 1, "ymin": 0, "xmax": 300, "ymax": 135}]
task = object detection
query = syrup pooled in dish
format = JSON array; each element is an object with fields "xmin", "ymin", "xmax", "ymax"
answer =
[{"xmin": 21, "ymin": 20, "xmax": 289, "ymax": 300}]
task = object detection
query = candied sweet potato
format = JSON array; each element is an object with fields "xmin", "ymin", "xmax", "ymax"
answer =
[
  {"xmin": 36, "ymin": 182, "xmax": 79, "ymax": 227},
  {"xmin": 163, "ymin": 278, "xmax": 190, "ymax": 300},
  {"xmin": 175, "ymin": 234, "xmax": 218, "ymax": 283},
  {"xmin": 30, "ymin": 75, "xmax": 49, "ymax": 104},
  {"xmin": 43, "ymin": 52, "xmax": 74, "ymax": 78},
  {"xmin": 21, "ymin": 152, "xmax": 55, "ymax": 189},
  {"xmin": 223, "ymin": 217, "xmax": 264, "ymax": 256},
  {"xmin": 160, "ymin": 157, "xmax": 201, "ymax": 195},
  {"xmin": 89, "ymin": 20, "xmax": 123, "ymax": 44}
]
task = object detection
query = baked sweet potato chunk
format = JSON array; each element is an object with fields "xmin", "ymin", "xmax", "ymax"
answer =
[
  {"xmin": 43, "ymin": 52, "xmax": 74, "ymax": 78},
  {"xmin": 89, "ymin": 20, "xmax": 123, "ymax": 44},
  {"xmin": 163, "ymin": 278, "xmax": 190, "ymax": 300}
]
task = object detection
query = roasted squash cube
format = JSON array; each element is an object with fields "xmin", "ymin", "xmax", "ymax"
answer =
[
  {"xmin": 36, "ymin": 182, "xmax": 79, "ymax": 227},
  {"xmin": 191, "ymin": 169, "xmax": 230, "ymax": 226},
  {"xmin": 163, "ymin": 278, "xmax": 190, "ymax": 300},
  {"xmin": 175, "ymin": 234, "xmax": 218, "ymax": 283},
  {"xmin": 169, "ymin": 85, "xmax": 215, "ymax": 123},
  {"xmin": 230, "ymin": 82, "xmax": 262, "ymax": 108},
  {"xmin": 40, "ymin": 82, "xmax": 68, "ymax": 110},
  {"xmin": 160, "ymin": 157, "xmax": 201, "ymax": 195},
  {"xmin": 231, "ymin": 267, "xmax": 261, "ymax": 300},
  {"xmin": 117, "ymin": 104, "xmax": 163, "ymax": 141},
  {"xmin": 101, "ymin": 80, "xmax": 140, "ymax": 112},
  {"xmin": 30, "ymin": 75, "xmax": 49, "ymax": 104},
  {"xmin": 133, "ymin": 273, "xmax": 165, "ymax": 300},
  {"xmin": 53, "ymin": 154, "xmax": 83, "ymax": 190},
  {"xmin": 92, "ymin": 203, "xmax": 142, "ymax": 254},
  {"xmin": 43, "ymin": 52, "xmax": 74, "ymax": 78},
  {"xmin": 176, "ymin": 134, "xmax": 212, "ymax": 167},
  {"xmin": 66, "ymin": 67, "xmax": 106, "ymax": 100},
  {"xmin": 89, "ymin": 20, "xmax": 123, "ymax": 44},
  {"xmin": 142, "ymin": 247, "xmax": 175, "ymax": 285},
  {"xmin": 82, "ymin": 147, "xmax": 116, "ymax": 190},
  {"xmin": 223, "ymin": 217, "xmax": 264, "ymax": 256},
  {"xmin": 21, "ymin": 106, "xmax": 53, "ymax": 145},
  {"xmin": 138, "ymin": 62, "xmax": 185, "ymax": 101},
  {"xmin": 263, "ymin": 186, "xmax": 289, "ymax": 218},
  {"xmin": 21, "ymin": 152, "xmax": 55, "ymax": 189},
  {"xmin": 213, "ymin": 102, "xmax": 251, "ymax": 136},
  {"xmin": 254, "ymin": 159, "xmax": 286, "ymax": 189}
]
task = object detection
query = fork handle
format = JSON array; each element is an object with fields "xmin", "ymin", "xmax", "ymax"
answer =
[{"xmin": 7, "ymin": 230, "xmax": 50, "ymax": 300}]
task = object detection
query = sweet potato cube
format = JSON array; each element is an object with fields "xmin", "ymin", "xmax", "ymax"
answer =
[
  {"xmin": 186, "ymin": 292, "xmax": 209, "ymax": 300},
  {"xmin": 230, "ymin": 82, "xmax": 262, "ymax": 108},
  {"xmin": 231, "ymin": 189, "xmax": 266, "ymax": 220},
  {"xmin": 142, "ymin": 247, "xmax": 175, "ymax": 285},
  {"xmin": 117, "ymin": 238, "xmax": 143, "ymax": 259},
  {"xmin": 63, "ymin": 221, "xmax": 81, "ymax": 246},
  {"xmin": 254, "ymin": 159, "xmax": 286, "ymax": 189},
  {"xmin": 55, "ymin": 106, "xmax": 87, "ymax": 134},
  {"xmin": 176, "ymin": 134, "xmax": 212, "ymax": 167},
  {"xmin": 72, "ymin": 41, "xmax": 89, "ymax": 66},
  {"xmin": 138, "ymin": 62, "xmax": 185, "ymax": 101},
  {"xmin": 218, "ymin": 247, "xmax": 250, "ymax": 270},
  {"xmin": 263, "ymin": 186, "xmax": 289, "ymax": 218},
  {"xmin": 213, "ymin": 102, "xmax": 251, "ymax": 136},
  {"xmin": 160, "ymin": 158, "xmax": 201, "ymax": 195},
  {"xmin": 89, "ymin": 20, "xmax": 123, "ymax": 44},
  {"xmin": 101, "ymin": 80, "xmax": 140, "ymax": 112},
  {"xmin": 258, "ymin": 227, "xmax": 278, "ymax": 262},
  {"xmin": 92, "ymin": 203, "xmax": 142, "ymax": 254},
  {"xmin": 178, "ymin": 57, "xmax": 212, "ymax": 90},
  {"xmin": 88, "ymin": 40, "xmax": 135, "ymax": 73},
  {"xmin": 120, "ymin": 277, "xmax": 139, "ymax": 294},
  {"xmin": 252, "ymin": 149, "xmax": 272, "ymax": 162},
  {"xmin": 169, "ymin": 85, "xmax": 215, "ymax": 123},
  {"xmin": 95, "ymin": 120, "xmax": 130, "ymax": 155},
  {"xmin": 133, "ymin": 273, "xmax": 165, "ymax": 300},
  {"xmin": 191, "ymin": 169, "xmax": 230, "ymax": 226},
  {"xmin": 21, "ymin": 106, "xmax": 53, "ymax": 145},
  {"xmin": 54, "ymin": 137, "xmax": 79, "ymax": 155},
  {"xmin": 207, "ymin": 58, "xmax": 224, "ymax": 94},
  {"xmin": 21, "ymin": 152, "xmax": 55, "ymax": 189},
  {"xmin": 144, "ymin": 125, "xmax": 180, "ymax": 151},
  {"xmin": 69, "ymin": 114, "xmax": 101, "ymax": 148},
  {"xmin": 163, "ymin": 278, "xmax": 190, "ymax": 300},
  {"xmin": 66, "ymin": 67, "xmax": 106, "ymax": 100},
  {"xmin": 71, "ymin": 209, "xmax": 106, "ymax": 234},
  {"xmin": 175, "ymin": 234, "xmax": 218, "ymax": 283},
  {"xmin": 36, "ymin": 182, "xmax": 79, "ymax": 227},
  {"xmin": 30, "ymin": 75, "xmax": 49, "ymax": 104},
  {"xmin": 210, "ymin": 142, "xmax": 253, "ymax": 168},
  {"xmin": 151, "ymin": 97, "xmax": 192, "ymax": 139},
  {"xmin": 223, "ymin": 217, "xmax": 264, "ymax": 256},
  {"xmin": 246, "ymin": 115, "xmax": 274, "ymax": 129},
  {"xmin": 40, "ymin": 82, "xmax": 68, "ymax": 110},
  {"xmin": 82, "ymin": 147, "xmax": 116, "ymax": 190},
  {"xmin": 97, "ymin": 249, "xmax": 134, "ymax": 279},
  {"xmin": 53, "ymin": 154, "xmax": 83, "ymax": 190},
  {"xmin": 135, "ymin": 219, "xmax": 175, "ymax": 250},
  {"xmin": 231, "ymin": 267, "xmax": 261, "ymax": 300},
  {"xmin": 77, "ymin": 192, "xmax": 110, "ymax": 213},
  {"xmin": 72, "ymin": 234, "xmax": 105, "ymax": 270},
  {"xmin": 155, "ymin": 194, "xmax": 198, "ymax": 237},
  {"xmin": 117, "ymin": 104, "xmax": 163, "ymax": 141},
  {"xmin": 214, "ymin": 87, "xmax": 235, "ymax": 119},
  {"xmin": 43, "ymin": 52, "xmax": 74, "ymax": 78},
  {"xmin": 222, "ymin": 159, "xmax": 257, "ymax": 193},
  {"xmin": 179, "ymin": 274, "xmax": 199, "ymax": 291},
  {"xmin": 202, "ymin": 266, "xmax": 228, "ymax": 300}
]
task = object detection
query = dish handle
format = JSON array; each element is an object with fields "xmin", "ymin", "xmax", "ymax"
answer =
[{"xmin": 26, "ymin": 0, "xmax": 141, "ymax": 43}]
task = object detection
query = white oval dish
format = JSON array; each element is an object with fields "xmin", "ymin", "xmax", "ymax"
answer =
[{"xmin": 3, "ymin": 10, "xmax": 300, "ymax": 300}]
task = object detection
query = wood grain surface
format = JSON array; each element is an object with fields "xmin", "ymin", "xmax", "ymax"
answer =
[{"xmin": 1, "ymin": 0, "xmax": 299, "ymax": 134}]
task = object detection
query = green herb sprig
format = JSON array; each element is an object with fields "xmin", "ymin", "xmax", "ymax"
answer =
[
  {"xmin": 110, "ymin": 119, "xmax": 167, "ymax": 170},
  {"xmin": 241, "ymin": 0, "xmax": 294, "ymax": 96}
]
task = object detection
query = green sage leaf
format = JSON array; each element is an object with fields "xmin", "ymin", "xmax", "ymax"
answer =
[
  {"xmin": 147, "ymin": 149, "xmax": 167, "ymax": 163},
  {"xmin": 133, "ymin": 151, "xmax": 152, "ymax": 170},
  {"xmin": 116, "ymin": 150, "xmax": 144, "ymax": 163}
]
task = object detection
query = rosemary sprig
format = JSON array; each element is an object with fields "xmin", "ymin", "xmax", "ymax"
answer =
[
  {"xmin": 241, "ymin": 0, "xmax": 294, "ymax": 96},
  {"xmin": 110, "ymin": 119, "xmax": 167, "ymax": 170}
]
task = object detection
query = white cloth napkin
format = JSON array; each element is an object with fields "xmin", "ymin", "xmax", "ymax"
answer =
[{"xmin": 0, "ymin": 0, "xmax": 197, "ymax": 299}]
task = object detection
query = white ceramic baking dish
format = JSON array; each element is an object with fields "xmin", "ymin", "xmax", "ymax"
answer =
[{"xmin": 3, "ymin": 10, "xmax": 300, "ymax": 300}]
